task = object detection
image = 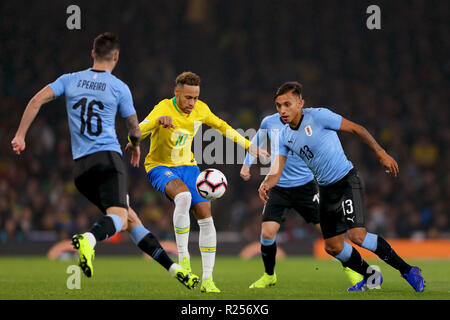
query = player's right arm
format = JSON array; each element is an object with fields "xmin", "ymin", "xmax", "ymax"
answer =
[
  {"xmin": 137, "ymin": 102, "xmax": 176, "ymax": 142},
  {"xmin": 11, "ymin": 86, "xmax": 55, "ymax": 155},
  {"xmin": 139, "ymin": 115, "xmax": 175, "ymax": 138},
  {"xmin": 258, "ymin": 154, "xmax": 287, "ymax": 204},
  {"xmin": 258, "ymin": 131, "xmax": 289, "ymax": 203}
]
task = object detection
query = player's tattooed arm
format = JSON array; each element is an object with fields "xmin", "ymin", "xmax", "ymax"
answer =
[
  {"xmin": 125, "ymin": 114, "xmax": 141, "ymax": 168},
  {"xmin": 12, "ymin": 86, "xmax": 55, "ymax": 155},
  {"xmin": 126, "ymin": 114, "xmax": 141, "ymax": 147},
  {"xmin": 340, "ymin": 117, "xmax": 399, "ymax": 177}
]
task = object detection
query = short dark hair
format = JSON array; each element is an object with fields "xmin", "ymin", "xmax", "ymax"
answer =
[
  {"xmin": 93, "ymin": 32, "xmax": 120, "ymax": 61},
  {"xmin": 274, "ymin": 81, "xmax": 303, "ymax": 100},
  {"xmin": 176, "ymin": 71, "xmax": 201, "ymax": 87}
]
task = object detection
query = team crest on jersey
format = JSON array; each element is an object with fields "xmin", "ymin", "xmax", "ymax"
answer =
[
  {"xmin": 305, "ymin": 125, "xmax": 313, "ymax": 136},
  {"xmin": 164, "ymin": 171, "xmax": 174, "ymax": 177}
]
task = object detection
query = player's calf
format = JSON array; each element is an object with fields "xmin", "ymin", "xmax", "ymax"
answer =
[{"xmin": 347, "ymin": 227, "xmax": 367, "ymax": 246}]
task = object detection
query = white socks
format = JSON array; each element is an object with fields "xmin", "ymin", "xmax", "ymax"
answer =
[
  {"xmin": 168, "ymin": 263, "xmax": 181, "ymax": 277},
  {"xmin": 198, "ymin": 217, "xmax": 216, "ymax": 281},
  {"xmin": 173, "ymin": 192, "xmax": 192, "ymax": 261},
  {"xmin": 83, "ymin": 232, "xmax": 97, "ymax": 248}
]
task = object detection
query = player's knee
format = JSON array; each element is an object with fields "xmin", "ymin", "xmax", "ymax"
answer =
[
  {"xmin": 261, "ymin": 229, "xmax": 277, "ymax": 240},
  {"xmin": 174, "ymin": 191, "xmax": 192, "ymax": 210}
]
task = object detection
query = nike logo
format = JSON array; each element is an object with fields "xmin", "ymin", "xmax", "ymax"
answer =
[{"xmin": 288, "ymin": 140, "xmax": 293, "ymax": 143}]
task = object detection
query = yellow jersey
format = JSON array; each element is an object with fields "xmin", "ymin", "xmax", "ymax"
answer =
[{"xmin": 139, "ymin": 97, "xmax": 252, "ymax": 172}]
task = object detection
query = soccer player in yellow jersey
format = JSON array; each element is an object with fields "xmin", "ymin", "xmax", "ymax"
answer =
[{"xmin": 126, "ymin": 71, "xmax": 269, "ymax": 293}]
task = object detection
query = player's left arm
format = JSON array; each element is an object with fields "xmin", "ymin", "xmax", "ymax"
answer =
[
  {"xmin": 11, "ymin": 86, "xmax": 55, "ymax": 155},
  {"xmin": 204, "ymin": 108, "xmax": 270, "ymax": 161},
  {"xmin": 339, "ymin": 117, "xmax": 399, "ymax": 177}
]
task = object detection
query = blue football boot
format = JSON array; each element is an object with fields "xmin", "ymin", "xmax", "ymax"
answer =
[
  {"xmin": 402, "ymin": 266, "xmax": 425, "ymax": 292},
  {"xmin": 348, "ymin": 272, "xmax": 383, "ymax": 291}
]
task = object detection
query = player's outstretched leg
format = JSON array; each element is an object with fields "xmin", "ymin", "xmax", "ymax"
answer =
[
  {"xmin": 349, "ymin": 229, "xmax": 425, "ymax": 292},
  {"xmin": 312, "ymin": 223, "xmax": 363, "ymax": 286},
  {"xmin": 325, "ymin": 236, "xmax": 383, "ymax": 292},
  {"xmin": 127, "ymin": 207, "xmax": 199, "ymax": 290},
  {"xmin": 72, "ymin": 211, "xmax": 124, "ymax": 278},
  {"xmin": 129, "ymin": 225, "xmax": 200, "ymax": 290},
  {"xmin": 172, "ymin": 265, "xmax": 200, "ymax": 290}
]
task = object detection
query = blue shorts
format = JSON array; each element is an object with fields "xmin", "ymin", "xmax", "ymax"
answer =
[{"xmin": 147, "ymin": 165, "xmax": 210, "ymax": 208}]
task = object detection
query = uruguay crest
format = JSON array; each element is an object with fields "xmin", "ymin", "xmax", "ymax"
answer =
[{"xmin": 305, "ymin": 125, "xmax": 313, "ymax": 136}]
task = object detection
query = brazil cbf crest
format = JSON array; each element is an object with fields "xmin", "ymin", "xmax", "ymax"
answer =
[
  {"xmin": 164, "ymin": 171, "xmax": 174, "ymax": 177},
  {"xmin": 305, "ymin": 125, "xmax": 313, "ymax": 136}
]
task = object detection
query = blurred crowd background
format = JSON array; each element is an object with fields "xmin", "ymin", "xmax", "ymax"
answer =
[{"xmin": 0, "ymin": 0, "xmax": 448, "ymax": 246}]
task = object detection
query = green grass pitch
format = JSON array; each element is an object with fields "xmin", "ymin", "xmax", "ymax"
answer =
[{"xmin": 0, "ymin": 256, "xmax": 448, "ymax": 300}]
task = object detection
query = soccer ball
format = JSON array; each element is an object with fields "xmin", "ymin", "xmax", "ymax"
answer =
[{"xmin": 196, "ymin": 168, "xmax": 228, "ymax": 200}]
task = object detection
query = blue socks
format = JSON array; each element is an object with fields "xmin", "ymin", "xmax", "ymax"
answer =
[
  {"xmin": 89, "ymin": 214, "xmax": 122, "ymax": 242},
  {"xmin": 335, "ymin": 242, "xmax": 353, "ymax": 263},
  {"xmin": 361, "ymin": 232, "xmax": 378, "ymax": 252},
  {"xmin": 129, "ymin": 224, "xmax": 150, "ymax": 244},
  {"xmin": 260, "ymin": 235, "xmax": 277, "ymax": 275},
  {"xmin": 130, "ymin": 225, "xmax": 173, "ymax": 270},
  {"xmin": 107, "ymin": 214, "xmax": 123, "ymax": 234}
]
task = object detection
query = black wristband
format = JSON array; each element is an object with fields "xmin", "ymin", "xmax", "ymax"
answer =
[{"xmin": 128, "ymin": 135, "xmax": 140, "ymax": 147}]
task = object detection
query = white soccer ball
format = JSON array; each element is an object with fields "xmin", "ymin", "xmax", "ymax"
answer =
[{"xmin": 196, "ymin": 168, "xmax": 228, "ymax": 200}]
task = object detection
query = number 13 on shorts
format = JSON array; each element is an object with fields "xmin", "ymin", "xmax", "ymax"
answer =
[{"xmin": 341, "ymin": 199, "xmax": 356, "ymax": 223}]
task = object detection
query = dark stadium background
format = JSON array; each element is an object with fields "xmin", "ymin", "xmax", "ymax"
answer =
[{"xmin": 0, "ymin": 0, "xmax": 448, "ymax": 256}]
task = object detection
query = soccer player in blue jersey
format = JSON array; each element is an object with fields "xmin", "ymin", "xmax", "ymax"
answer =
[
  {"xmin": 241, "ymin": 113, "xmax": 363, "ymax": 288},
  {"xmin": 258, "ymin": 82, "xmax": 425, "ymax": 292},
  {"xmin": 11, "ymin": 32, "xmax": 199, "ymax": 289}
]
